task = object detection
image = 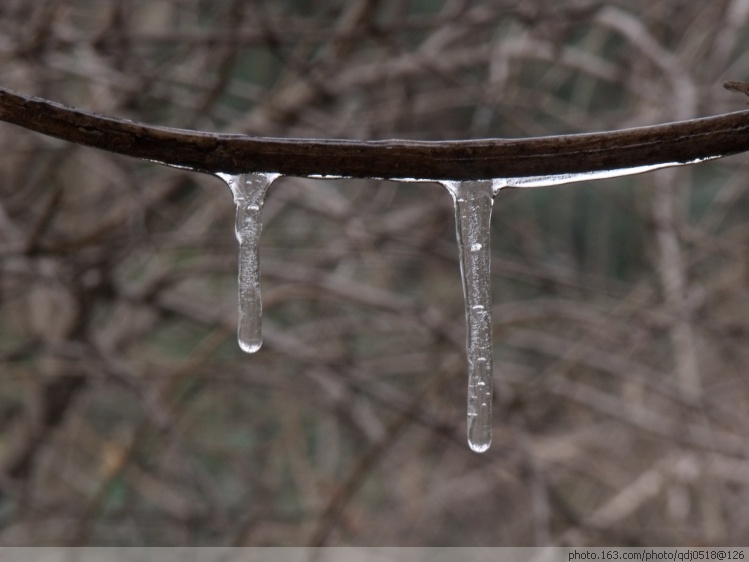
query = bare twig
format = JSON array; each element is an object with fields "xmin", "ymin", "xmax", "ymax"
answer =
[
  {"xmin": 724, "ymin": 80, "xmax": 749, "ymax": 97},
  {"xmin": 2, "ymin": 86, "xmax": 749, "ymax": 179}
]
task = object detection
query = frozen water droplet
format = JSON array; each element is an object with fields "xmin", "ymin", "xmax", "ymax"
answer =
[
  {"xmin": 441, "ymin": 180, "xmax": 495, "ymax": 453},
  {"xmin": 216, "ymin": 172, "xmax": 280, "ymax": 353}
]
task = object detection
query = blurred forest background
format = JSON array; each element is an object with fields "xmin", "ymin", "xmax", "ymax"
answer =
[{"xmin": 0, "ymin": 0, "xmax": 749, "ymax": 547}]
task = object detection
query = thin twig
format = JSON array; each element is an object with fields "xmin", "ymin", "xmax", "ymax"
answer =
[
  {"xmin": 724, "ymin": 80, "xmax": 749, "ymax": 97},
  {"xmin": 2, "ymin": 86, "xmax": 749, "ymax": 179}
]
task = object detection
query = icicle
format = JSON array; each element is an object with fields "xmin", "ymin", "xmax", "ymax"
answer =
[
  {"xmin": 441, "ymin": 180, "xmax": 497, "ymax": 453},
  {"xmin": 217, "ymin": 172, "xmax": 280, "ymax": 353}
]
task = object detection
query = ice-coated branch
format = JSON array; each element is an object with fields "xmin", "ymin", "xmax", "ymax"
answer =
[{"xmin": 2, "ymin": 85, "xmax": 749, "ymax": 180}]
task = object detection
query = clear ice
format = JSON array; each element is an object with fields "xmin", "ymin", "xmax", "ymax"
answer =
[
  {"xmin": 495, "ymin": 157, "xmax": 718, "ymax": 189},
  {"xmin": 438, "ymin": 164, "xmax": 708, "ymax": 452},
  {"xmin": 217, "ymin": 172, "xmax": 280, "ymax": 353},
  {"xmin": 441, "ymin": 180, "xmax": 497, "ymax": 453},
  {"xmin": 213, "ymin": 157, "xmax": 713, "ymax": 451}
]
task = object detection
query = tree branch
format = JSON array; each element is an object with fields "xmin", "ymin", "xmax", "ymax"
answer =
[{"xmin": 1, "ymin": 85, "xmax": 749, "ymax": 180}]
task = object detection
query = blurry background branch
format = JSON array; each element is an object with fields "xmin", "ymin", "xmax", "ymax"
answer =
[{"xmin": 1, "ymin": 0, "xmax": 749, "ymax": 548}]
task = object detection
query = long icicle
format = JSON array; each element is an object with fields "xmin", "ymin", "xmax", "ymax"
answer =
[
  {"xmin": 217, "ymin": 172, "xmax": 280, "ymax": 353},
  {"xmin": 441, "ymin": 180, "xmax": 496, "ymax": 452}
]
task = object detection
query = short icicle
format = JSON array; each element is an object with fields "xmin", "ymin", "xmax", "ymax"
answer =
[
  {"xmin": 441, "ymin": 180, "xmax": 496, "ymax": 453},
  {"xmin": 217, "ymin": 172, "xmax": 280, "ymax": 353}
]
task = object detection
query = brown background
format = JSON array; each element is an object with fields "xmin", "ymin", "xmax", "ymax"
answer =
[{"xmin": 0, "ymin": 0, "xmax": 748, "ymax": 546}]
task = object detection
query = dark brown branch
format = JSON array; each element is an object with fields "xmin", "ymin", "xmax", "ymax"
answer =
[{"xmin": 2, "ymin": 85, "xmax": 749, "ymax": 180}]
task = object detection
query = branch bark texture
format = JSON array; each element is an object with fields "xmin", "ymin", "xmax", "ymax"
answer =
[{"xmin": 2, "ymin": 86, "xmax": 749, "ymax": 180}]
